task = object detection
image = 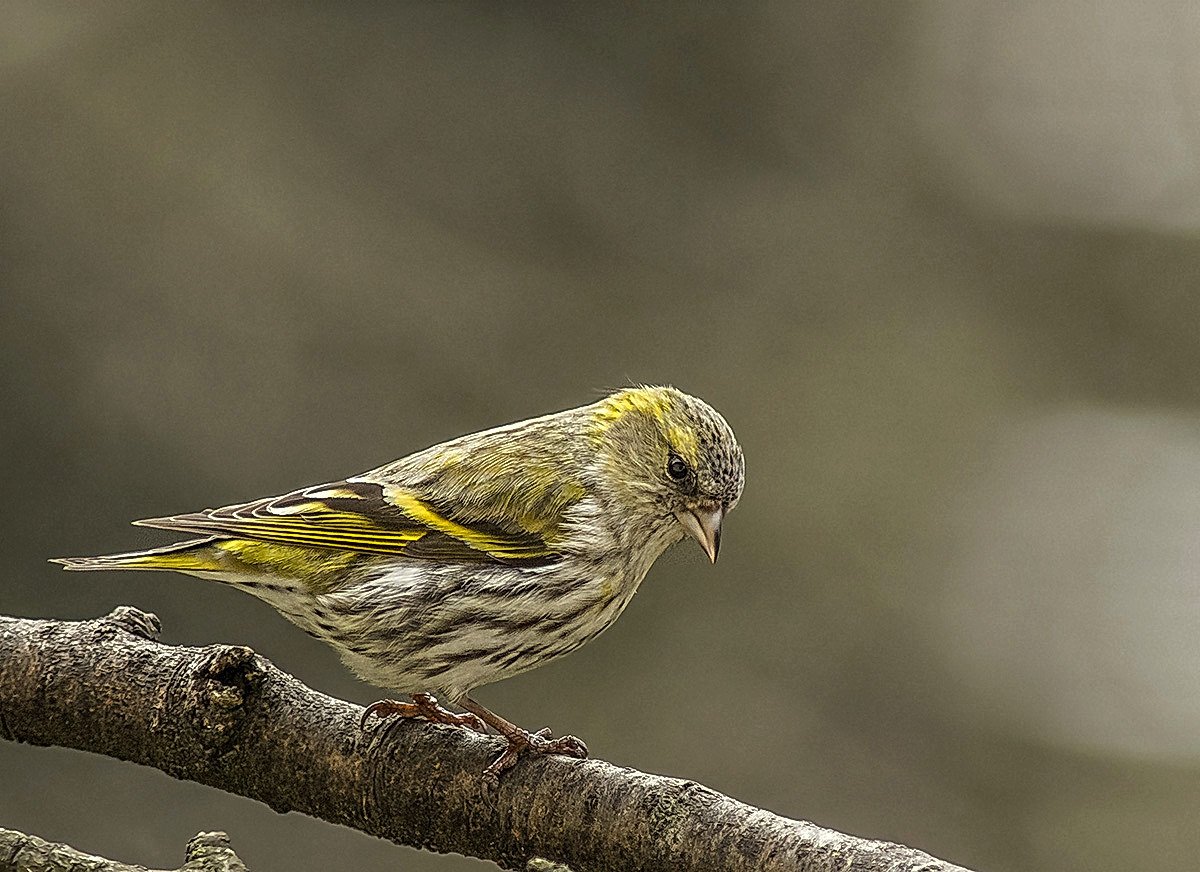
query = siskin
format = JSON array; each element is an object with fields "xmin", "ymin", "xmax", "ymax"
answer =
[{"xmin": 55, "ymin": 386, "xmax": 744, "ymax": 779}]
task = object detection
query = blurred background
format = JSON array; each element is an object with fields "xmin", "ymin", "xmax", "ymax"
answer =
[{"xmin": 3, "ymin": 3, "xmax": 1199, "ymax": 870}]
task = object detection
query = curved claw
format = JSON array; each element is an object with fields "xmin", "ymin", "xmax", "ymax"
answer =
[
  {"xmin": 482, "ymin": 729, "xmax": 589, "ymax": 783},
  {"xmin": 360, "ymin": 695, "xmax": 488, "ymax": 734},
  {"xmin": 360, "ymin": 699, "xmax": 396, "ymax": 731},
  {"xmin": 539, "ymin": 733, "xmax": 588, "ymax": 759}
]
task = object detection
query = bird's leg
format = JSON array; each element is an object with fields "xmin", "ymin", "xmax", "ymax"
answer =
[
  {"xmin": 459, "ymin": 696, "xmax": 588, "ymax": 782},
  {"xmin": 360, "ymin": 692, "xmax": 487, "ymax": 733}
]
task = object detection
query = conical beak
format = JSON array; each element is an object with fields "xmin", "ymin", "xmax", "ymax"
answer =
[{"xmin": 675, "ymin": 506, "xmax": 724, "ymax": 563}]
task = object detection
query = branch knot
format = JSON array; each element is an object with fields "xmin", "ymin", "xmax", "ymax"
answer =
[
  {"xmin": 191, "ymin": 646, "xmax": 265, "ymax": 750},
  {"xmin": 103, "ymin": 606, "xmax": 162, "ymax": 640},
  {"xmin": 182, "ymin": 831, "xmax": 248, "ymax": 872}
]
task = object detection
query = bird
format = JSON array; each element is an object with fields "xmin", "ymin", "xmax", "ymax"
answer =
[{"xmin": 54, "ymin": 385, "xmax": 744, "ymax": 780}]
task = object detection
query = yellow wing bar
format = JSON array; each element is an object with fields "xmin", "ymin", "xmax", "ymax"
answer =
[{"xmin": 385, "ymin": 488, "xmax": 556, "ymax": 560}]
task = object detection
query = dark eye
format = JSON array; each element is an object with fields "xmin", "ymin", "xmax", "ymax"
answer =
[{"xmin": 667, "ymin": 454, "xmax": 689, "ymax": 481}]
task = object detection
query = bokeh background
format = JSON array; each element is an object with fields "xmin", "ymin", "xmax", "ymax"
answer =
[{"xmin": 4, "ymin": 3, "xmax": 1200, "ymax": 870}]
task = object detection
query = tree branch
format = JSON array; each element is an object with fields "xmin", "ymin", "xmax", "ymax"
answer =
[
  {"xmin": 0, "ymin": 608, "xmax": 974, "ymax": 872},
  {"xmin": 0, "ymin": 828, "xmax": 247, "ymax": 872}
]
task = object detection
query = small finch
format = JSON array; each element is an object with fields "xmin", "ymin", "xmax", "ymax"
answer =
[{"xmin": 55, "ymin": 386, "xmax": 744, "ymax": 779}]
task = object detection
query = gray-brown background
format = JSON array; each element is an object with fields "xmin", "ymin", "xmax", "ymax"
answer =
[{"xmin": 4, "ymin": 4, "xmax": 1199, "ymax": 871}]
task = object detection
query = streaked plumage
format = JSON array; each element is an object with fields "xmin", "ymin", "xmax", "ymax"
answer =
[{"xmin": 55, "ymin": 386, "xmax": 744, "ymax": 778}]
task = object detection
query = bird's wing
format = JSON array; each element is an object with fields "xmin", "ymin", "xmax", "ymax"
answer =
[{"xmin": 135, "ymin": 479, "xmax": 560, "ymax": 566}]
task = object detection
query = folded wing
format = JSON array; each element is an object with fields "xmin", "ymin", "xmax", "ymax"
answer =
[{"xmin": 136, "ymin": 479, "xmax": 559, "ymax": 566}]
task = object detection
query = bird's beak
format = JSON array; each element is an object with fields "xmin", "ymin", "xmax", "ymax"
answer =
[{"xmin": 674, "ymin": 506, "xmax": 724, "ymax": 563}]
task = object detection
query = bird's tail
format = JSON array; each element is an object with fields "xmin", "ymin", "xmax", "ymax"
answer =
[{"xmin": 51, "ymin": 537, "xmax": 222, "ymax": 572}]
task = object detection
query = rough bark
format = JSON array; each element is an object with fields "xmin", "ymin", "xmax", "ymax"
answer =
[
  {"xmin": 0, "ymin": 608, "xmax": 975, "ymax": 872},
  {"xmin": 0, "ymin": 828, "xmax": 246, "ymax": 872}
]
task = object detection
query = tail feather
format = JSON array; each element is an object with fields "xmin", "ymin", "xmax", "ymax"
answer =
[
  {"xmin": 52, "ymin": 537, "xmax": 221, "ymax": 572},
  {"xmin": 131, "ymin": 515, "xmax": 212, "ymax": 533}
]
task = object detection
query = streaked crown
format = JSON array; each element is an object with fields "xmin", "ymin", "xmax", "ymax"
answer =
[{"xmin": 589, "ymin": 386, "xmax": 744, "ymax": 512}]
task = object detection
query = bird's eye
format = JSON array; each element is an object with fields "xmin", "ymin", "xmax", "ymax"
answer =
[{"xmin": 667, "ymin": 454, "xmax": 689, "ymax": 481}]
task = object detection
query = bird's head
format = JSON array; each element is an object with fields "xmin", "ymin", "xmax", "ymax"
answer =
[{"xmin": 588, "ymin": 386, "xmax": 744, "ymax": 561}]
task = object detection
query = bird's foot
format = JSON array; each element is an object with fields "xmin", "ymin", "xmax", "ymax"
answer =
[
  {"xmin": 483, "ymin": 726, "xmax": 588, "ymax": 784},
  {"xmin": 360, "ymin": 692, "xmax": 487, "ymax": 733}
]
